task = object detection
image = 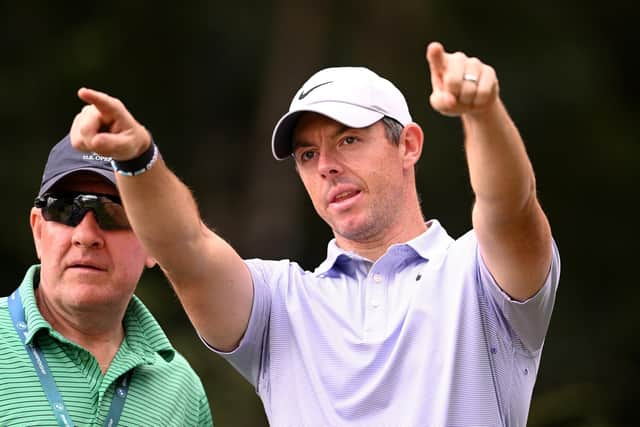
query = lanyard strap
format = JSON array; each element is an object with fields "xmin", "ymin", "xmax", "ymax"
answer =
[{"xmin": 8, "ymin": 290, "xmax": 131, "ymax": 427}]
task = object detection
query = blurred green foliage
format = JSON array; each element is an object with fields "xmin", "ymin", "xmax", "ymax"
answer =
[{"xmin": 2, "ymin": 1, "xmax": 637, "ymax": 425}]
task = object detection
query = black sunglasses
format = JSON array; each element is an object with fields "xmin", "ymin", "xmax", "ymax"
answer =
[{"xmin": 34, "ymin": 192, "xmax": 131, "ymax": 230}]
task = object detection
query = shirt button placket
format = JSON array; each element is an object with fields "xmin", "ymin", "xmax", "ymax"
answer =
[
  {"xmin": 371, "ymin": 274, "xmax": 383, "ymax": 308},
  {"xmin": 366, "ymin": 272, "xmax": 385, "ymax": 339}
]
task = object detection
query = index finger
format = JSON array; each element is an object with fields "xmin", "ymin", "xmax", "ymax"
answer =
[
  {"xmin": 77, "ymin": 87, "xmax": 124, "ymax": 123},
  {"xmin": 426, "ymin": 41, "xmax": 448, "ymax": 89}
]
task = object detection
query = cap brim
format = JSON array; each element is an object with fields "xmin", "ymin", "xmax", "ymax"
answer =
[
  {"xmin": 38, "ymin": 168, "xmax": 117, "ymax": 196},
  {"xmin": 271, "ymin": 102, "xmax": 384, "ymax": 160}
]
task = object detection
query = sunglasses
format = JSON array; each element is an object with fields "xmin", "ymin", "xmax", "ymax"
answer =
[{"xmin": 34, "ymin": 192, "xmax": 131, "ymax": 230}]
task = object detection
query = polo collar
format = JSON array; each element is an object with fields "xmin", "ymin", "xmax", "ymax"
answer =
[{"xmin": 313, "ymin": 220, "xmax": 454, "ymax": 277}]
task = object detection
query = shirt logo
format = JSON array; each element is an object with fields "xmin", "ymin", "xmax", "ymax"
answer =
[{"xmin": 298, "ymin": 81, "xmax": 333, "ymax": 100}]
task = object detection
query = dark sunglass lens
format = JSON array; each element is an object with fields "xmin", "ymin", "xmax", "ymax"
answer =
[
  {"xmin": 76, "ymin": 195, "xmax": 130, "ymax": 230},
  {"xmin": 37, "ymin": 193, "xmax": 130, "ymax": 230},
  {"xmin": 95, "ymin": 202, "xmax": 130, "ymax": 230},
  {"xmin": 39, "ymin": 196, "xmax": 76, "ymax": 225}
]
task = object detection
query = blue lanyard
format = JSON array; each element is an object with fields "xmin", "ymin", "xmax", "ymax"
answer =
[{"xmin": 8, "ymin": 290, "xmax": 131, "ymax": 427}]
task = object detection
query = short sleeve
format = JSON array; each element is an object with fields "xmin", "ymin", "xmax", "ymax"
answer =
[
  {"xmin": 199, "ymin": 259, "xmax": 275, "ymax": 388},
  {"xmin": 479, "ymin": 239, "xmax": 561, "ymax": 352}
]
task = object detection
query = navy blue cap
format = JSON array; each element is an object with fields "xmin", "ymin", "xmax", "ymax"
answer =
[{"xmin": 38, "ymin": 134, "xmax": 116, "ymax": 196}]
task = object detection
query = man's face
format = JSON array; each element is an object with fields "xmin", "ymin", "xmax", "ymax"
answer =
[
  {"xmin": 30, "ymin": 172, "xmax": 154, "ymax": 312},
  {"xmin": 292, "ymin": 113, "xmax": 409, "ymax": 244}
]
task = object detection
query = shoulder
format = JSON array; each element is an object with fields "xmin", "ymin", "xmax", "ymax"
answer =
[
  {"xmin": 134, "ymin": 349, "xmax": 208, "ymax": 398},
  {"xmin": 420, "ymin": 227, "xmax": 479, "ymax": 272},
  {"xmin": 245, "ymin": 258, "xmax": 315, "ymax": 286},
  {"xmin": 167, "ymin": 352, "xmax": 207, "ymax": 385}
]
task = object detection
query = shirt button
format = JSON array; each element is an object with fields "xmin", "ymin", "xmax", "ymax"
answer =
[{"xmin": 373, "ymin": 274, "xmax": 383, "ymax": 283}]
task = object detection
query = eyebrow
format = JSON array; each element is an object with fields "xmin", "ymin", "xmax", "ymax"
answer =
[{"xmin": 292, "ymin": 124, "xmax": 353, "ymax": 152}]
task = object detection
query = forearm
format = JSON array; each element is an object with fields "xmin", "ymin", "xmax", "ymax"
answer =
[
  {"xmin": 463, "ymin": 99, "xmax": 537, "ymax": 222},
  {"xmin": 463, "ymin": 100, "xmax": 552, "ymax": 300},
  {"xmin": 116, "ymin": 155, "xmax": 253, "ymax": 349},
  {"xmin": 115, "ymin": 155, "xmax": 203, "ymax": 272}
]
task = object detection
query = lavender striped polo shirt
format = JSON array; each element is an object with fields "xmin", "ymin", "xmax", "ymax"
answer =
[{"xmin": 209, "ymin": 220, "xmax": 560, "ymax": 427}]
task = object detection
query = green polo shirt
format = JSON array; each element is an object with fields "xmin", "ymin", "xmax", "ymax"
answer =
[{"xmin": 0, "ymin": 265, "xmax": 213, "ymax": 426}]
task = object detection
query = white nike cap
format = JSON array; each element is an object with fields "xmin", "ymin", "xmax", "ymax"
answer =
[{"xmin": 271, "ymin": 66, "xmax": 413, "ymax": 160}]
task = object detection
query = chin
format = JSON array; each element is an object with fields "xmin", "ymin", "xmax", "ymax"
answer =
[
  {"xmin": 72, "ymin": 293, "xmax": 128, "ymax": 311},
  {"xmin": 69, "ymin": 283, "xmax": 128, "ymax": 302},
  {"xmin": 334, "ymin": 220, "xmax": 378, "ymax": 242}
]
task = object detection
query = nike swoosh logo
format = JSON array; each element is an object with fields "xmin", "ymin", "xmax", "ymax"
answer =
[{"xmin": 298, "ymin": 81, "xmax": 333, "ymax": 100}]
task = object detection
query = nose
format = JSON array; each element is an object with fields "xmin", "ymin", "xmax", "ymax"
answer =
[
  {"xmin": 71, "ymin": 211, "xmax": 105, "ymax": 249},
  {"xmin": 317, "ymin": 149, "xmax": 343, "ymax": 178}
]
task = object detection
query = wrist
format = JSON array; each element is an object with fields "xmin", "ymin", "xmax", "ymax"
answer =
[
  {"xmin": 462, "ymin": 98, "xmax": 504, "ymax": 123},
  {"xmin": 111, "ymin": 141, "xmax": 159, "ymax": 176}
]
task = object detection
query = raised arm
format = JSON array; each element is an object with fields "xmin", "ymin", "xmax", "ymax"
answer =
[
  {"xmin": 426, "ymin": 42, "xmax": 552, "ymax": 301},
  {"xmin": 70, "ymin": 88, "xmax": 253, "ymax": 351}
]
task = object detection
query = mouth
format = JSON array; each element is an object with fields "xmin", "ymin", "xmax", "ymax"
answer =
[
  {"xmin": 328, "ymin": 189, "xmax": 362, "ymax": 211},
  {"xmin": 331, "ymin": 190, "xmax": 360, "ymax": 204},
  {"xmin": 67, "ymin": 262, "xmax": 106, "ymax": 272}
]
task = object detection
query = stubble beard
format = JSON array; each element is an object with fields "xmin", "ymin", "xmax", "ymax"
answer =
[{"xmin": 332, "ymin": 198, "xmax": 396, "ymax": 244}]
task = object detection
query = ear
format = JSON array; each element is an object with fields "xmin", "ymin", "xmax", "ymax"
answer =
[
  {"xmin": 30, "ymin": 208, "xmax": 44, "ymax": 260},
  {"xmin": 399, "ymin": 123, "xmax": 424, "ymax": 170}
]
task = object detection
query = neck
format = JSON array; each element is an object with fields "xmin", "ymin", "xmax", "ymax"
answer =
[
  {"xmin": 35, "ymin": 287, "xmax": 126, "ymax": 374},
  {"xmin": 335, "ymin": 202, "xmax": 428, "ymax": 261}
]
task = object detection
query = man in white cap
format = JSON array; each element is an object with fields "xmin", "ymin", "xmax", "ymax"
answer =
[{"xmin": 69, "ymin": 41, "xmax": 560, "ymax": 426}]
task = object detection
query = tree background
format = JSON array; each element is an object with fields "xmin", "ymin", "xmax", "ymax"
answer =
[{"xmin": 1, "ymin": 1, "xmax": 637, "ymax": 426}]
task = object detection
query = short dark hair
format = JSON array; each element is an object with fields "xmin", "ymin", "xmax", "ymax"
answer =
[{"xmin": 381, "ymin": 116, "xmax": 404, "ymax": 145}]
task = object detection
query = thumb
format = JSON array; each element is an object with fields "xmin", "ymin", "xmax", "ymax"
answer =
[{"xmin": 429, "ymin": 90, "xmax": 459, "ymax": 117}]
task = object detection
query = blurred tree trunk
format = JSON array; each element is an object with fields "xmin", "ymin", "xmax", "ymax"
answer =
[{"xmin": 237, "ymin": 0, "xmax": 331, "ymax": 259}]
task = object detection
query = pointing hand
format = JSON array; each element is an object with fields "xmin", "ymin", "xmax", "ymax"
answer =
[
  {"xmin": 70, "ymin": 88, "xmax": 151, "ymax": 161},
  {"xmin": 426, "ymin": 42, "xmax": 499, "ymax": 117}
]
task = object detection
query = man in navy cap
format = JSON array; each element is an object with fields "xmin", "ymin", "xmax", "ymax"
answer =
[
  {"xmin": 68, "ymin": 41, "xmax": 559, "ymax": 426},
  {"xmin": 0, "ymin": 136, "xmax": 213, "ymax": 425}
]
